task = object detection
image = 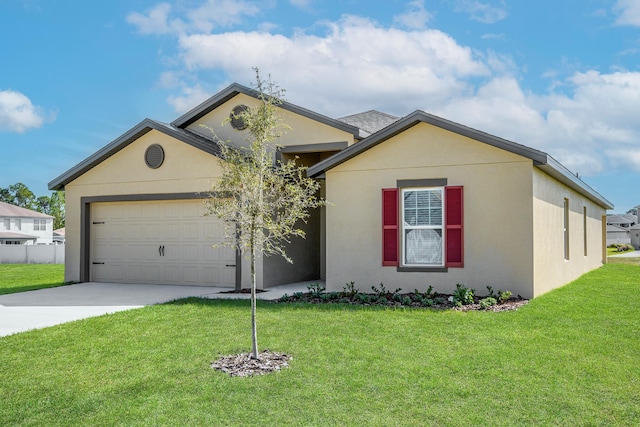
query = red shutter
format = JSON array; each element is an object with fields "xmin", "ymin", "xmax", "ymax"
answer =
[
  {"xmin": 445, "ymin": 186, "xmax": 464, "ymax": 268},
  {"xmin": 382, "ymin": 188, "xmax": 399, "ymax": 266}
]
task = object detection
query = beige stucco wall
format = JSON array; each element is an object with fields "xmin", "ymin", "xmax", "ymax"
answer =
[
  {"xmin": 532, "ymin": 168, "xmax": 606, "ymax": 297},
  {"xmin": 64, "ymin": 130, "xmax": 225, "ymax": 283},
  {"xmin": 186, "ymin": 93, "xmax": 356, "ymax": 149},
  {"xmin": 324, "ymin": 122, "xmax": 537, "ymax": 298}
]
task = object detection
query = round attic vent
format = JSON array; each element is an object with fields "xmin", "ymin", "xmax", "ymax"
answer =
[
  {"xmin": 144, "ymin": 144, "xmax": 164, "ymax": 169},
  {"xmin": 230, "ymin": 105, "xmax": 249, "ymax": 130}
]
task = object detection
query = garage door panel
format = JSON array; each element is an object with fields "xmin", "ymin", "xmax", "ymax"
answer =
[{"xmin": 91, "ymin": 200, "xmax": 234, "ymax": 287}]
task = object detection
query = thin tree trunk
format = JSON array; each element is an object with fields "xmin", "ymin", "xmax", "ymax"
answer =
[
  {"xmin": 250, "ymin": 224, "xmax": 259, "ymax": 360},
  {"xmin": 235, "ymin": 223, "xmax": 241, "ymax": 293}
]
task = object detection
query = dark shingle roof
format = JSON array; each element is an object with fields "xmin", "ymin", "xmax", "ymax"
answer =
[{"xmin": 337, "ymin": 110, "xmax": 400, "ymax": 137}]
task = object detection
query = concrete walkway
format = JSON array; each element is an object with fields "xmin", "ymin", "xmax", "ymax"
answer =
[
  {"xmin": 0, "ymin": 281, "xmax": 314, "ymax": 337},
  {"xmin": 608, "ymin": 250, "xmax": 640, "ymax": 258}
]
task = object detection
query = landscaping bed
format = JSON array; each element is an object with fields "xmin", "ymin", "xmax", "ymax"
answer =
[{"xmin": 277, "ymin": 282, "xmax": 528, "ymax": 312}]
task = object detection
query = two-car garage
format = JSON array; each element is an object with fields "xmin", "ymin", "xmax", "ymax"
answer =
[{"xmin": 90, "ymin": 199, "xmax": 236, "ymax": 287}]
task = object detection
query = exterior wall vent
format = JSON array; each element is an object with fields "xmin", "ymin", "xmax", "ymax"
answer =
[
  {"xmin": 230, "ymin": 105, "xmax": 249, "ymax": 130},
  {"xmin": 144, "ymin": 144, "xmax": 164, "ymax": 169}
]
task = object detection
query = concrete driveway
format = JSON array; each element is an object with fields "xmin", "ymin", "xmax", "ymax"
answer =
[{"xmin": 0, "ymin": 281, "xmax": 311, "ymax": 337}]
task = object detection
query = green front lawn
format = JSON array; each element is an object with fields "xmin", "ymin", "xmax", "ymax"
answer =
[
  {"xmin": 0, "ymin": 264, "xmax": 66, "ymax": 295},
  {"xmin": 1, "ymin": 264, "xmax": 639, "ymax": 426}
]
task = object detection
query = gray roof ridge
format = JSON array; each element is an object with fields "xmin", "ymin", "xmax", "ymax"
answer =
[{"xmin": 338, "ymin": 110, "xmax": 400, "ymax": 120}]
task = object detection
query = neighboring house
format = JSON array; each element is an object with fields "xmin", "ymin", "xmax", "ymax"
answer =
[
  {"xmin": 605, "ymin": 214, "xmax": 636, "ymax": 246},
  {"xmin": 53, "ymin": 227, "xmax": 66, "ymax": 244},
  {"xmin": 49, "ymin": 83, "xmax": 613, "ymax": 299},
  {"xmin": 631, "ymin": 224, "xmax": 640, "ymax": 249},
  {"xmin": 607, "ymin": 224, "xmax": 631, "ymax": 246},
  {"xmin": 0, "ymin": 201, "xmax": 54, "ymax": 245}
]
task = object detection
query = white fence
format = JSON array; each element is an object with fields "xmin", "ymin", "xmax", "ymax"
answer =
[{"xmin": 0, "ymin": 245, "xmax": 65, "ymax": 264}]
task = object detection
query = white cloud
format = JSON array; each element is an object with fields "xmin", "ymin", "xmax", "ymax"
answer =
[
  {"xmin": 127, "ymin": 1, "xmax": 261, "ymax": 35},
  {"xmin": 167, "ymin": 84, "xmax": 211, "ymax": 113},
  {"xmin": 176, "ymin": 15, "xmax": 490, "ymax": 114},
  {"xmin": 614, "ymin": 0, "xmax": 640, "ymax": 26},
  {"xmin": 0, "ymin": 90, "xmax": 51, "ymax": 133},
  {"xmin": 126, "ymin": 3, "xmax": 182, "ymax": 35},
  {"xmin": 128, "ymin": 3, "xmax": 640, "ymax": 178},
  {"xmin": 186, "ymin": 0, "xmax": 260, "ymax": 33},
  {"xmin": 454, "ymin": 0, "xmax": 508, "ymax": 24},
  {"xmin": 436, "ymin": 70, "xmax": 640, "ymax": 175},
  {"xmin": 394, "ymin": 0, "xmax": 433, "ymax": 30}
]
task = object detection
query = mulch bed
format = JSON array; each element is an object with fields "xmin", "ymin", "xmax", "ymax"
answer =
[
  {"xmin": 453, "ymin": 299, "xmax": 529, "ymax": 312},
  {"xmin": 277, "ymin": 291, "xmax": 529, "ymax": 312},
  {"xmin": 211, "ymin": 350, "xmax": 292, "ymax": 377}
]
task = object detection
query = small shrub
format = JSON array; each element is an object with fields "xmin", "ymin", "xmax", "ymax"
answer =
[
  {"xmin": 278, "ymin": 293, "xmax": 290, "ymax": 302},
  {"xmin": 479, "ymin": 297, "xmax": 497, "ymax": 309},
  {"xmin": 453, "ymin": 283, "xmax": 475, "ymax": 306},
  {"xmin": 497, "ymin": 290, "xmax": 512, "ymax": 303},
  {"xmin": 292, "ymin": 292, "xmax": 305, "ymax": 299},
  {"xmin": 307, "ymin": 282, "xmax": 325, "ymax": 297},
  {"xmin": 371, "ymin": 283, "xmax": 388, "ymax": 298},
  {"xmin": 400, "ymin": 296, "xmax": 412, "ymax": 306},
  {"xmin": 434, "ymin": 297, "xmax": 446, "ymax": 305},
  {"xmin": 486, "ymin": 286, "xmax": 496, "ymax": 299},
  {"xmin": 342, "ymin": 281, "xmax": 359, "ymax": 298},
  {"xmin": 376, "ymin": 296, "xmax": 388, "ymax": 305}
]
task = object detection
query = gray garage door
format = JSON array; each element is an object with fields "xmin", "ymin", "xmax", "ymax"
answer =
[{"xmin": 91, "ymin": 199, "xmax": 235, "ymax": 286}]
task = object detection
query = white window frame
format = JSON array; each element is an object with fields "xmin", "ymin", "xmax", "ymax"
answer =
[
  {"xmin": 15, "ymin": 219, "xmax": 21, "ymax": 231},
  {"xmin": 401, "ymin": 187, "xmax": 445, "ymax": 267},
  {"xmin": 34, "ymin": 219, "xmax": 46, "ymax": 231},
  {"xmin": 3, "ymin": 218, "xmax": 10, "ymax": 230}
]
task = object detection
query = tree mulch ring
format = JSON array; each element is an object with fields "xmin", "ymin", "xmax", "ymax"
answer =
[{"xmin": 211, "ymin": 350, "xmax": 292, "ymax": 377}]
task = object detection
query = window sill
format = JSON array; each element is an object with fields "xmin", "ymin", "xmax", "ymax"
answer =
[{"xmin": 397, "ymin": 266, "xmax": 448, "ymax": 273}]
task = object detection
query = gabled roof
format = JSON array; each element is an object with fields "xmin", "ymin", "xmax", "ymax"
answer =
[
  {"xmin": 0, "ymin": 231, "xmax": 38, "ymax": 240},
  {"xmin": 48, "ymin": 119, "xmax": 220, "ymax": 191},
  {"xmin": 622, "ymin": 214, "xmax": 637, "ymax": 224},
  {"xmin": 337, "ymin": 110, "xmax": 400, "ymax": 137},
  {"xmin": 607, "ymin": 214, "xmax": 633, "ymax": 225},
  {"xmin": 171, "ymin": 83, "xmax": 361, "ymax": 138},
  {"xmin": 0, "ymin": 201, "xmax": 53, "ymax": 218},
  {"xmin": 308, "ymin": 110, "xmax": 613, "ymax": 210}
]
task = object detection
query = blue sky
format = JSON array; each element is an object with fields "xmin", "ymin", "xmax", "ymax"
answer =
[{"xmin": 1, "ymin": 0, "xmax": 639, "ymax": 212}]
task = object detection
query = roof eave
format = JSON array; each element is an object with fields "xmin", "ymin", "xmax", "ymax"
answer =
[
  {"xmin": 308, "ymin": 111, "xmax": 613, "ymax": 210},
  {"xmin": 48, "ymin": 119, "xmax": 220, "ymax": 191},
  {"xmin": 309, "ymin": 110, "xmax": 548, "ymax": 178},
  {"xmin": 171, "ymin": 83, "xmax": 361, "ymax": 137},
  {"xmin": 536, "ymin": 156, "xmax": 614, "ymax": 210}
]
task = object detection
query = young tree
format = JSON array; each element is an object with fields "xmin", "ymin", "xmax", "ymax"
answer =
[{"xmin": 204, "ymin": 69, "xmax": 325, "ymax": 360}]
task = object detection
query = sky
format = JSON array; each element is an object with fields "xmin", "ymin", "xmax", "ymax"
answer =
[{"xmin": 1, "ymin": 0, "xmax": 639, "ymax": 212}]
